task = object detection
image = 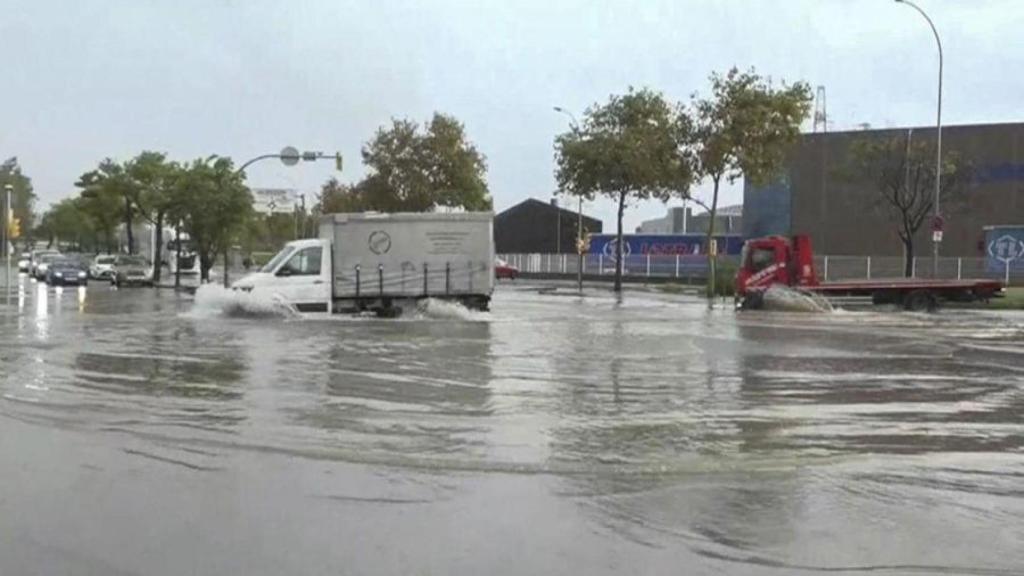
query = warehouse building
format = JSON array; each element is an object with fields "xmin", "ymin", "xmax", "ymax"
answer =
[
  {"xmin": 636, "ymin": 204, "xmax": 743, "ymax": 235},
  {"xmin": 495, "ymin": 198, "xmax": 603, "ymax": 254},
  {"xmin": 743, "ymin": 122, "xmax": 1024, "ymax": 258}
]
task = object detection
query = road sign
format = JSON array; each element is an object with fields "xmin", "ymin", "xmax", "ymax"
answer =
[
  {"xmin": 279, "ymin": 146, "xmax": 300, "ymax": 166},
  {"xmin": 931, "ymin": 214, "xmax": 945, "ymax": 232},
  {"xmin": 990, "ymin": 234, "xmax": 1024, "ymax": 263},
  {"xmin": 932, "ymin": 230, "xmax": 943, "ymax": 243}
]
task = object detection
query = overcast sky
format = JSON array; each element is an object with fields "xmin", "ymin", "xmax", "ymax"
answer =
[{"xmin": 3, "ymin": 0, "xmax": 1022, "ymax": 231}]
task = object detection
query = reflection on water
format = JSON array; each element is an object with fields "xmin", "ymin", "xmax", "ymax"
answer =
[{"xmin": 1, "ymin": 283, "xmax": 1022, "ymax": 574}]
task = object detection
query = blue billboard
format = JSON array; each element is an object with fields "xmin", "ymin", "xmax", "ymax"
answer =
[
  {"xmin": 985, "ymin": 226, "xmax": 1024, "ymax": 278},
  {"xmin": 588, "ymin": 234, "xmax": 744, "ymax": 258}
]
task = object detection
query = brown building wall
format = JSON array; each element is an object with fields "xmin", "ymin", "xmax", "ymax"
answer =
[{"xmin": 754, "ymin": 123, "xmax": 1024, "ymax": 257}]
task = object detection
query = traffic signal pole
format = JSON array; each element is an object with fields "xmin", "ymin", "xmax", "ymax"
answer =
[{"xmin": 4, "ymin": 184, "xmax": 11, "ymax": 305}]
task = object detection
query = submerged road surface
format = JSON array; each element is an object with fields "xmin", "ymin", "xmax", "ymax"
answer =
[{"xmin": 1, "ymin": 275, "xmax": 1023, "ymax": 575}]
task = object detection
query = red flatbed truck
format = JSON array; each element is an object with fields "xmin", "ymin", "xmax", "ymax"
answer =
[{"xmin": 735, "ymin": 235, "xmax": 1005, "ymax": 311}]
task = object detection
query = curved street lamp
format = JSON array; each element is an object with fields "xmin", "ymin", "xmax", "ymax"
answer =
[
  {"xmin": 895, "ymin": 0, "xmax": 943, "ymax": 276},
  {"xmin": 553, "ymin": 106, "xmax": 585, "ymax": 292}
]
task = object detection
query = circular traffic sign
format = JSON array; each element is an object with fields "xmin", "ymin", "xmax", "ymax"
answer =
[{"xmin": 279, "ymin": 146, "xmax": 300, "ymax": 166}]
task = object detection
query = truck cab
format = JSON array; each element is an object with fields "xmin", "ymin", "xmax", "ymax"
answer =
[
  {"xmin": 232, "ymin": 238, "xmax": 332, "ymax": 312},
  {"xmin": 735, "ymin": 235, "xmax": 819, "ymax": 298}
]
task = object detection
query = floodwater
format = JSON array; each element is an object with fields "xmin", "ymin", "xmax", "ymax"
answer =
[{"xmin": 1, "ymin": 273, "xmax": 1023, "ymax": 576}]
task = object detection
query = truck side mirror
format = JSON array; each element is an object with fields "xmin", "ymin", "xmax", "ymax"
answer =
[{"xmin": 276, "ymin": 267, "xmax": 293, "ymax": 277}]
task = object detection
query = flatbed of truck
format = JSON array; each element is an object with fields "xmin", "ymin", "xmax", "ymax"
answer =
[{"xmin": 810, "ymin": 278, "xmax": 1004, "ymax": 294}]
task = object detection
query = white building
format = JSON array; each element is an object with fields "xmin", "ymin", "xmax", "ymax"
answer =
[{"xmin": 636, "ymin": 204, "xmax": 743, "ymax": 235}]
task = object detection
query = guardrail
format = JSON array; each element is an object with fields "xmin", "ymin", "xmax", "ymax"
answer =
[{"xmin": 499, "ymin": 253, "xmax": 1021, "ymax": 285}]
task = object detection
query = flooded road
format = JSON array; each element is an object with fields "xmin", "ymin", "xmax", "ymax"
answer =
[{"xmin": 2, "ymin": 274, "xmax": 1023, "ymax": 575}]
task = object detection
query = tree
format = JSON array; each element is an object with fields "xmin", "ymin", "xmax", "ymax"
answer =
[
  {"xmin": 75, "ymin": 177, "xmax": 122, "ymax": 253},
  {"xmin": 127, "ymin": 151, "xmax": 177, "ymax": 281},
  {"xmin": 843, "ymin": 133, "xmax": 971, "ymax": 277},
  {"xmin": 320, "ymin": 177, "xmax": 369, "ymax": 213},
  {"xmin": 689, "ymin": 68, "xmax": 812, "ymax": 297},
  {"xmin": 40, "ymin": 197, "xmax": 97, "ymax": 251},
  {"xmin": 352, "ymin": 113, "xmax": 492, "ymax": 212},
  {"xmin": 76, "ymin": 159, "xmax": 138, "ymax": 253},
  {"xmin": 0, "ymin": 158, "xmax": 37, "ymax": 239},
  {"xmin": 170, "ymin": 157, "xmax": 253, "ymax": 282},
  {"xmin": 555, "ymin": 88, "xmax": 693, "ymax": 292}
]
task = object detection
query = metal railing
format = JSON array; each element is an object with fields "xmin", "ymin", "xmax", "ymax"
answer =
[{"xmin": 500, "ymin": 253, "xmax": 1021, "ymax": 284}]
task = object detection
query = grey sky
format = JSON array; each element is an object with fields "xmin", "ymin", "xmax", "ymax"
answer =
[{"xmin": 3, "ymin": 0, "xmax": 1021, "ymax": 231}]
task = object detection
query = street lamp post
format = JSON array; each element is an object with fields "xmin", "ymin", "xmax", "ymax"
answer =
[
  {"xmin": 222, "ymin": 147, "xmax": 341, "ymax": 287},
  {"xmin": 895, "ymin": 0, "xmax": 943, "ymax": 277},
  {"xmin": 3, "ymin": 184, "xmax": 10, "ymax": 305},
  {"xmin": 553, "ymin": 106, "xmax": 585, "ymax": 292}
]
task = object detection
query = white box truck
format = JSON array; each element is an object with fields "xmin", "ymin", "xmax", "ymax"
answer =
[{"xmin": 231, "ymin": 212, "xmax": 495, "ymax": 315}]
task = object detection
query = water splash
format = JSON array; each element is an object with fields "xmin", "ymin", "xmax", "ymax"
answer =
[
  {"xmin": 185, "ymin": 284, "xmax": 299, "ymax": 319},
  {"xmin": 410, "ymin": 298, "xmax": 489, "ymax": 322},
  {"xmin": 761, "ymin": 285, "xmax": 833, "ymax": 313}
]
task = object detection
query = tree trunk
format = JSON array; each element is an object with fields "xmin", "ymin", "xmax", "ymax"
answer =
[
  {"xmin": 174, "ymin": 226, "xmax": 182, "ymax": 288},
  {"xmin": 614, "ymin": 190, "xmax": 626, "ymax": 293},
  {"xmin": 124, "ymin": 197, "xmax": 135, "ymax": 254},
  {"xmin": 705, "ymin": 177, "xmax": 721, "ymax": 303},
  {"xmin": 152, "ymin": 211, "xmax": 164, "ymax": 283},
  {"xmin": 903, "ymin": 236, "xmax": 914, "ymax": 278},
  {"xmin": 223, "ymin": 246, "xmax": 229, "ymax": 288},
  {"xmin": 199, "ymin": 250, "xmax": 211, "ymax": 283}
]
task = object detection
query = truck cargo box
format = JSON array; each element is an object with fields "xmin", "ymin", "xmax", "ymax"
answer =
[{"xmin": 319, "ymin": 212, "xmax": 495, "ymax": 301}]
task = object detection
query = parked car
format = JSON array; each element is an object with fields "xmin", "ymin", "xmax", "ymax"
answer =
[
  {"xmin": 110, "ymin": 255, "xmax": 154, "ymax": 287},
  {"xmin": 17, "ymin": 252, "xmax": 31, "ymax": 273},
  {"xmin": 31, "ymin": 251, "xmax": 62, "ymax": 280},
  {"xmin": 45, "ymin": 256, "xmax": 89, "ymax": 286},
  {"xmin": 90, "ymin": 254, "xmax": 117, "ymax": 280},
  {"xmin": 495, "ymin": 258, "xmax": 519, "ymax": 280}
]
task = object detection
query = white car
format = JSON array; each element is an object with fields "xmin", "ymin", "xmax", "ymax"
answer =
[
  {"xmin": 90, "ymin": 254, "xmax": 117, "ymax": 280},
  {"xmin": 30, "ymin": 250, "xmax": 61, "ymax": 279},
  {"xmin": 17, "ymin": 252, "xmax": 31, "ymax": 273}
]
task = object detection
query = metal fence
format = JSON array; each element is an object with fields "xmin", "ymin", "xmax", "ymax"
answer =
[{"xmin": 500, "ymin": 253, "xmax": 1021, "ymax": 284}]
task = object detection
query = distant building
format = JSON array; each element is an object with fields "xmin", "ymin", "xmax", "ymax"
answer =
[
  {"xmin": 636, "ymin": 204, "xmax": 743, "ymax": 235},
  {"xmin": 744, "ymin": 122, "xmax": 1024, "ymax": 257},
  {"xmin": 495, "ymin": 198, "xmax": 603, "ymax": 254}
]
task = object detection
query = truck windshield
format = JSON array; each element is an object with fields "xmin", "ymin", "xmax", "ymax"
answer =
[
  {"xmin": 749, "ymin": 247, "xmax": 776, "ymax": 272},
  {"xmin": 261, "ymin": 247, "xmax": 295, "ymax": 273}
]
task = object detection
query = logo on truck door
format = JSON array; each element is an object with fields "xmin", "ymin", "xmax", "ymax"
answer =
[{"xmin": 368, "ymin": 231, "xmax": 392, "ymax": 255}]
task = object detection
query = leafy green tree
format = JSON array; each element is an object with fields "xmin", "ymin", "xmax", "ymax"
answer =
[
  {"xmin": 127, "ymin": 151, "xmax": 178, "ymax": 281},
  {"xmin": 72, "ymin": 167, "xmax": 123, "ymax": 253},
  {"xmin": 689, "ymin": 68, "xmax": 812, "ymax": 297},
  {"xmin": 41, "ymin": 197, "xmax": 98, "ymax": 251},
  {"xmin": 555, "ymin": 88, "xmax": 693, "ymax": 292},
  {"xmin": 843, "ymin": 134, "xmax": 971, "ymax": 277},
  {"xmin": 353, "ymin": 113, "xmax": 491, "ymax": 212},
  {"xmin": 76, "ymin": 159, "xmax": 138, "ymax": 253},
  {"xmin": 169, "ymin": 157, "xmax": 253, "ymax": 282},
  {"xmin": 0, "ymin": 158, "xmax": 37, "ymax": 245},
  {"xmin": 319, "ymin": 178, "xmax": 367, "ymax": 213}
]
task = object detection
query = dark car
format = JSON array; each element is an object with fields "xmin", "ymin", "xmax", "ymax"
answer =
[
  {"xmin": 110, "ymin": 255, "xmax": 154, "ymax": 287},
  {"xmin": 45, "ymin": 256, "xmax": 89, "ymax": 286}
]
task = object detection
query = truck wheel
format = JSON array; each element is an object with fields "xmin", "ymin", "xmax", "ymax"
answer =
[
  {"xmin": 374, "ymin": 306, "xmax": 402, "ymax": 318},
  {"xmin": 903, "ymin": 290, "xmax": 937, "ymax": 312},
  {"xmin": 741, "ymin": 291, "xmax": 764, "ymax": 310}
]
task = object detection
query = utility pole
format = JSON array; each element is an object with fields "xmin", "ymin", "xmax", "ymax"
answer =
[
  {"xmin": 553, "ymin": 106, "xmax": 586, "ymax": 293},
  {"xmin": 895, "ymin": 0, "xmax": 943, "ymax": 276}
]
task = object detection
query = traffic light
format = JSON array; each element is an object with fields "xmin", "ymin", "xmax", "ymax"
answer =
[
  {"xmin": 9, "ymin": 217, "xmax": 20, "ymax": 239},
  {"xmin": 577, "ymin": 233, "xmax": 592, "ymax": 255},
  {"xmin": 335, "ymin": 153, "xmax": 344, "ymax": 172}
]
